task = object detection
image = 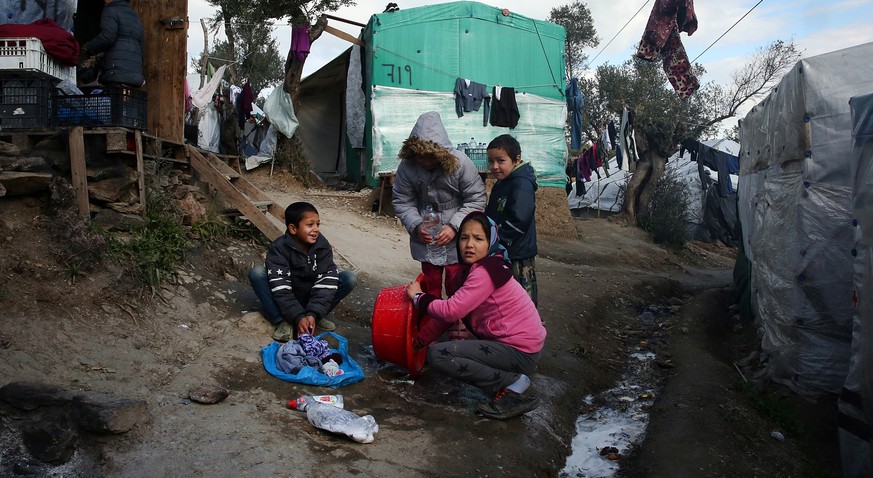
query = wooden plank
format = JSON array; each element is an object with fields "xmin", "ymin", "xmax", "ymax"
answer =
[
  {"xmin": 187, "ymin": 146, "xmax": 283, "ymax": 240},
  {"xmin": 324, "ymin": 25, "xmax": 364, "ymax": 46},
  {"xmin": 68, "ymin": 126, "xmax": 90, "ymax": 219},
  {"xmin": 204, "ymin": 152, "xmax": 285, "ymax": 222},
  {"xmin": 133, "ymin": 0, "xmax": 186, "ymax": 142},
  {"xmin": 134, "ymin": 130, "xmax": 147, "ymax": 211}
]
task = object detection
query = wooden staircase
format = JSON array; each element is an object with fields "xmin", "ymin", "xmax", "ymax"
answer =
[{"xmin": 185, "ymin": 145, "xmax": 285, "ymax": 241}]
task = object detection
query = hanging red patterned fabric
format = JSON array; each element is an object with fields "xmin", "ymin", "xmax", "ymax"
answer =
[{"xmin": 635, "ymin": 0, "xmax": 699, "ymax": 99}]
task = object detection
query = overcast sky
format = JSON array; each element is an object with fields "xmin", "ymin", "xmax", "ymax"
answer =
[{"xmin": 185, "ymin": 0, "xmax": 873, "ymax": 95}]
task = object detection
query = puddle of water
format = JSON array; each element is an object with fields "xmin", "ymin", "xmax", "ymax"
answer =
[{"xmin": 560, "ymin": 350, "xmax": 658, "ymax": 478}]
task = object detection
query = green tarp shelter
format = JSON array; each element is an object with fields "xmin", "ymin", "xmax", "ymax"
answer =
[{"xmin": 297, "ymin": 1, "xmax": 568, "ymax": 188}]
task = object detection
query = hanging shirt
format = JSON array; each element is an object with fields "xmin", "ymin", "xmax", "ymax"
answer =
[
  {"xmin": 454, "ymin": 78, "xmax": 491, "ymax": 126},
  {"xmin": 290, "ymin": 24, "xmax": 311, "ymax": 61},
  {"xmin": 490, "ymin": 86, "xmax": 520, "ymax": 128}
]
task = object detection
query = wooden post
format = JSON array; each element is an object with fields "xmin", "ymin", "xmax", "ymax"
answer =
[
  {"xmin": 68, "ymin": 126, "xmax": 90, "ymax": 219},
  {"xmin": 134, "ymin": 130, "xmax": 147, "ymax": 212}
]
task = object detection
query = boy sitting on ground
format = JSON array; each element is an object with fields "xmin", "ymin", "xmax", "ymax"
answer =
[{"xmin": 248, "ymin": 202, "xmax": 356, "ymax": 341}]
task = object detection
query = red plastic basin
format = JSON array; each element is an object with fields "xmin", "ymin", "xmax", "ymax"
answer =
[{"xmin": 371, "ymin": 275, "xmax": 430, "ymax": 377}]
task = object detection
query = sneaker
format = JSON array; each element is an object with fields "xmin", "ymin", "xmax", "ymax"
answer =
[
  {"xmin": 316, "ymin": 317, "xmax": 336, "ymax": 331},
  {"xmin": 476, "ymin": 389, "xmax": 540, "ymax": 420},
  {"xmin": 272, "ymin": 321, "xmax": 293, "ymax": 342}
]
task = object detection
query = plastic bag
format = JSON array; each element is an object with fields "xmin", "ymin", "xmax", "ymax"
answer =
[
  {"xmin": 263, "ymin": 86, "xmax": 298, "ymax": 138},
  {"xmin": 261, "ymin": 332, "xmax": 364, "ymax": 388},
  {"xmin": 303, "ymin": 401, "xmax": 378, "ymax": 444}
]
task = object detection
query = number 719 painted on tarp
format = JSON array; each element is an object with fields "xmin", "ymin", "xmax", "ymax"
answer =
[{"xmin": 382, "ymin": 64, "xmax": 412, "ymax": 86}]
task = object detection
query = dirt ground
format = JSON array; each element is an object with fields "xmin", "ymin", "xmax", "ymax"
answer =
[{"xmin": 0, "ymin": 168, "xmax": 841, "ymax": 477}]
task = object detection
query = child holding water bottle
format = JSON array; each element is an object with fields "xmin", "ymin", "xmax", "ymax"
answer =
[{"xmin": 393, "ymin": 111, "xmax": 486, "ymax": 337}]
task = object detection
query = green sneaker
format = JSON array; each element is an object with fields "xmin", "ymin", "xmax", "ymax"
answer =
[
  {"xmin": 272, "ymin": 321, "xmax": 293, "ymax": 342},
  {"xmin": 316, "ymin": 317, "xmax": 336, "ymax": 331}
]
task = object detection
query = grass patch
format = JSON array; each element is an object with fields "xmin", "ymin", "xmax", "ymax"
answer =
[
  {"xmin": 639, "ymin": 168, "xmax": 691, "ymax": 247},
  {"xmin": 730, "ymin": 381, "xmax": 805, "ymax": 437},
  {"xmin": 106, "ymin": 194, "xmax": 190, "ymax": 290},
  {"xmin": 190, "ymin": 214, "xmax": 269, "ymax": 248}
]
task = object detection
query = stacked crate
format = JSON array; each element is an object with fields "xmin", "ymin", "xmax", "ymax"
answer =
[{"xmin": 0, "ymin": 37, "xmax": 73, "ymax": 131}]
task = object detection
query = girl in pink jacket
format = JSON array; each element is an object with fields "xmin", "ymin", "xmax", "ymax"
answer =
[{"xmin": 406, "ymin": 211, "xmax": 546, "ymax": 419}]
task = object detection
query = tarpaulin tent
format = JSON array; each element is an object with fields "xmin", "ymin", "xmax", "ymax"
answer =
[
  {"xmin": 738, "ymin": 43, "xmax": 873, "ymax": 476},
  {"xmin": 297, "ymin": 1, "xmax": 567, "ymax": 187},
  {"xmin": 840, "ymin": 91, "xmax": 873, "ymax": 478},
  {"xmin": 737, "ymin": 42, "xmax": 873, "ymax": 402}
]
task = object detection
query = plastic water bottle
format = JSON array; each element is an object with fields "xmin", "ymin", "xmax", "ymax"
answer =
[
  {"xmin": 421, "ymin": 205, "xmax": 447, "ymax": 266},
  {"xmin": 287, "ymin": 395, "xmax": 344, "ymax": 410},
  {"xmin": 293, "ymin": 398, "xmax": 379, "ymax": 444}
]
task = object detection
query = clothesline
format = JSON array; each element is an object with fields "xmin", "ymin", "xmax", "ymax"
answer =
[{"xmin": 375, "ymin": 45, "xmax": 559, "ymax": 93}]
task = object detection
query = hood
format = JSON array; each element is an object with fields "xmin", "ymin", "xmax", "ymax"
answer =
[
  {"xmin": 398, "ymin": 111, "xmax": 460, "ymax": 175},
  {"xmin": 514, "ymin": 162, "xmax": 538, "ymax": 190}
]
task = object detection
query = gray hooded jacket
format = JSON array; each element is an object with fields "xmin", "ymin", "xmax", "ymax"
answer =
[{"xmin": 392, "ymin": 111, "xmax": 487, "ymax": 264}]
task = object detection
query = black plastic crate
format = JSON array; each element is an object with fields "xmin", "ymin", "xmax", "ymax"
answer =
[
  {"xmin": 53, "ymin": 86, "xmax": 147, "ymax": 129},
  {"xmin": 0, "ymin": 74, "xmax": 55, "ymax": 131}
]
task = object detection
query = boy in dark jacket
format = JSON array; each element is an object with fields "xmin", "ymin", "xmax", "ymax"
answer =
[
  {"xmin": 248, "ymin": 202, "xmax": 357, "ymax": 342},
  {"xmin": 484, "ymin": 134, "xmax": 539, "ymax": 306}
]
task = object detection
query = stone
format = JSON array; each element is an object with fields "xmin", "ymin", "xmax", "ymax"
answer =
[
  {"xmin": 88, "ymin": 172, "xmax": 137, "ymax": 203},
  {"xmin": 92, "ymin": 209, "xmax": 145, "ymax": 232},
  {"xmin": 73, "ymin": 393, "xmax": 149, "ymax": 434},
  {"xmin": 20, "ymin": 412, "xmax": 79, "ymax": 464},
  {"xmin": 0, "ymin": 156, "xmax": 49, "ymax": 172},
  {"xmin": 177, "ymin": 192, "xmax": 206, "ymax": 225},
  {"xmin": 189, "ymin": 385, "xmax": 230, "ymax": 404},
  {"xmin": 0, "ymin": 171, "xmax": 53, "ymax": 196},
  {"xmin": 0, "ymin": 140, "xmax": 21, "ymax": 156},
  {"xmin": 0, "ymin": 381, "xmax": 75, "ymax": 410}
]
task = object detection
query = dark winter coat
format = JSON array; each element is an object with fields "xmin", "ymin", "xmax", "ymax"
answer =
[
  {"xmin": 485, "ymin": 161, "xmax": 538, "ymax": 260},
  {"xmin": 265, "ymin": 233, "xmax": 339, "ymax": 327},
  {"xmin": 85, "ymin": 0, "xmax": 144, "ymax": 87}
]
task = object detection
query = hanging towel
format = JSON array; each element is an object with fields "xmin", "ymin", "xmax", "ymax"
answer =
[{"xmin": 490, "ymin": 86, "xmax": 520, "ymax": 128}]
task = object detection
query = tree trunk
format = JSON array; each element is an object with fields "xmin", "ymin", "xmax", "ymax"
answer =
[
  {"xmin": 221, "ymin": 8, "xmax": 240, "ymax": 85},
  {"xmin": 621, "ymin": 131, "xmax": 665, "ymax": 225},
  {"xmin": 275, "ymin": 16, "xmax": 328, "ymax": 184}
]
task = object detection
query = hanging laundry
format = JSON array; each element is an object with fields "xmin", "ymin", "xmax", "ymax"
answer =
[
  {"xmin": 607, "ymin": 121, "xmax": 617, "ymax": 150},
  {"xmin": 635, "ymin": 0, "xmax": 699, "ymax": 98},
  {"xmin": 454, "ymin": 78, "xmax": 491, "ymax": 126},
  {"xmin": 566, "ymin": 78, "xmax": 584, "ymax": 150},
  {"xmin": 619, "ymin": 106, "xmax": 639, "ymax": 172},
  {"xmin": 600, "ymin": 128, "xmax": 612, "ymax": 152},
  {"xmin": 575, "ymin": 157, "xmax": 589, "ymax": 196},
  {"xmin": 238, "ymin": 82, "xmax": 255, "ymax": 128},
  {"xmin": 490, "ymin": 86, "xmax": 520, "ymax": 128},
  {"xmin": 290, "ymin": 23, "xmax": 311, "ymax": 61}
]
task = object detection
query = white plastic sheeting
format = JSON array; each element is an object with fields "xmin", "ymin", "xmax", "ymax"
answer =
[
  {"xmin": 838, "ymin": 92, "xmax": 873, "ymax": 478},
  {"xmin": 0, "ymin": 0, "xmax": 76, "ymax": 31},
  {"xmin": 567, "ymin": 139, "xmax": 739, "ymax": 229},
  {"xmin": 370, "ymin": 85, "xmax": 568, "ymax": 187},
  {"xmin": 737, "ymin": 42, "xmax": 873, "ymax": 399}
]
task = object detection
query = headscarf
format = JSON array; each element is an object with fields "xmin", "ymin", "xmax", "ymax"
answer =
[{"xmin": 451, "ymin": 211, "xmax": 513, "ymax": 291}]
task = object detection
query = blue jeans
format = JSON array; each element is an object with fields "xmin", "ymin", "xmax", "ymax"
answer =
[{"xmin": 248, "ymin": 266, "xmax": 357, "ymax": 325}]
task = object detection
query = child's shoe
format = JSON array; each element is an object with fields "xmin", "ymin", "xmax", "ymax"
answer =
[
  {"xmin": 476, "ymin": 389, "xmax": 539, "ymax": 420},
  {"xmin": 317, "ymin": 317, "xmax": 336, "ymax": 331},
  {"xmin": 272, "ymin": 321, "xmax": 293, "ymax": 342}
]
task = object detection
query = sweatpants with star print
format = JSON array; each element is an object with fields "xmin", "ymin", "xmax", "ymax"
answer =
[{"xmin": 426, "ymin": 339, "xmax": 541, "ymax": 396}]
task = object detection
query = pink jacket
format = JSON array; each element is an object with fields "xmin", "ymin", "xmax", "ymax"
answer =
[{"xmin": 419, "ymin": 263, "xmax": 546, "ymax": 353}]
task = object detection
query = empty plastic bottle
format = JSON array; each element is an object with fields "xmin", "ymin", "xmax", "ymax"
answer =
[{"xmin": 421, "ymin": 204, "xmax": 447, "ymax": 266}]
